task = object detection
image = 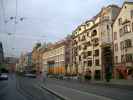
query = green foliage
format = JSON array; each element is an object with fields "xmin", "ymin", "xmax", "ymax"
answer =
[
  {"xmin": 0, "ymin": 63, "xmax": 8, "ymax": 73},
  {"xmin": 105, "ymin": 72, "xmax": 112, "ymax": 82},
  {"xmin": 84, "ymin": 75, "xmax": 91, "ymax": 80}
]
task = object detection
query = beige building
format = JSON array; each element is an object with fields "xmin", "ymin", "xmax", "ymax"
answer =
[
  {"xmin": 42, "ymin": 37, "xmax": 72, "ymax": 75},
  {"xmin": 72, "ymin": 5, "xmax": 120, "ymax": 80},
  {"xmin": 113, "ymin": 2, "xmax": 133, "ymax": 79}
]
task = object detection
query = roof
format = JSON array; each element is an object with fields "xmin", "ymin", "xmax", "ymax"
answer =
[{"xmin": 113, "ymin": 1, "xmax": 133, "ymax": 26}]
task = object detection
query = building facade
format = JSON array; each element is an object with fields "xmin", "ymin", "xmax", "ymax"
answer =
[
  {"xmin": 113, "ymin": 2, "xmax": 133, "ymax": 79},
  {"xmin": 42, "ymin": 37, "xmax": 72, "ymax": 75},
  {"xmin": 72, "ymin": 5, "xmax": 120, "ymax": 80},
  {"xmin": 32, "ymin": 43, "xmax": 42, "ymax": 73}
]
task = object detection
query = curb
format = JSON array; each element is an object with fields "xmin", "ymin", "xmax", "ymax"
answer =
[{"xmin": 41, "ymin": 85, "xmax": 69, "ymax": 100}]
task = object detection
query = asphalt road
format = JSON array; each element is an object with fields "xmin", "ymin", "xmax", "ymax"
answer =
[
  {"xmin": 0, "ymin": 74, "xmax": 60, "ymax": 100},
  {"xmin": 0, "ymin": 74, "xmax": 26, "ymax": 100},
  {"xmin": 1, "ymin": 74, "xmax": 133, "ymax": 100}
]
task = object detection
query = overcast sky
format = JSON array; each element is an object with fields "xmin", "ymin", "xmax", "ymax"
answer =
[{"xmin": 0, "ymin": 0, "xmax": 127, "ymax": 57}]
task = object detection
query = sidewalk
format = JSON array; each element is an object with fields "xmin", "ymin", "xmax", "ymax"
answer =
[
  {"xmin": 88, "ymin": 79, "xmax": 133, "ymax": 90},
  {"xmin": 54, "ymin": 78, "xmax": 133, "ymax": 89}
]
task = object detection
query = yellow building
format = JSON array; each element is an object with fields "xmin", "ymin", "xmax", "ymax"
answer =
[{"xmin": 42, "ymin": 38, "xmax": 72, "ymax": 75}]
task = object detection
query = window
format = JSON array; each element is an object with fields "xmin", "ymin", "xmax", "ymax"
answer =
[
  {"xmin": 118, "ymin": 18, "xmax": 122, "ymax": 25},
  {"xmin": 95, "ymin": 59, "xmax": 99, "ymax": 66},
  {"xmin": 131, "ymin": 10, "xmax": 133, "ymax": 18},
  {"xmin": 78, "ymin": 45, "xmax": 81, "ymax": 50},
  {"xmin": 78, "ymin": 37, "xmax": 80, "ymax": 41},
  {"xmin": 81, "ymin": 35, "xmax": 86, "ymax": 41},
  {"xmin": 132, "ymin": 23, "xmax": 133, "ymax": 32},
  {"xmin": 92, "ymin": 38, "xmax": 99, "ymax": 46},
  {"xmin": 87, "ymin": 32, "xmax": 90, "ymax": 37},
  {"xmin": 88, "ymin": 60, "xmax": 92, "ymax": 66},
  {"xmin": 120, "ymin": 41, "xmax": 124, "ymax": 50},
  {"xmin": 124, "ymin": 24, "xmax": 131, "ymax": 33},
  {"xmin": 121, "ymin": 55, "xmax": 125, "ymax": 63},
  {"xmin": 125, "ymin": 39, "xmax": 132, "ymax": 48},
  {"xmin": 94, "ymin": 49, "xmax": 99, "ymax": 56},
  {"xmin": 114, "ymin": 43, "xmax": 118, "ymax": 51},
  {"xmin": 83, "ymin": 44, "xmax": 87, "ymax": 50},
  {"xmin": 114, "ymin": 32, "xmax": 117, "ymax": 40},
  {"xmin": 92, "ymin": 30, "xmax": 97, "ymax": 37},
  {"xmin": 83, "ymin": 52, "xmax": 86, "ymax": 59},
  {"xmin": 79, "ymin": 55, "xmax": 81, "ymax": 61},
  {"xmin": 87, "ymin": 51, "xmax": 92, "ymax": 56},
  {"xmin": 115, "ymin": 56, "xmax": 118, "ymax": 64},
  {"xmin": 87, "ymin": 41, "xmax": 91, "ymax": 46},
  {"xmin": 125, "ymin": 54, "xmax": 133, "ymax": 62},
  {"xmin": 119, "ymin": 28, "xmax": 123, "ymax": 37}
]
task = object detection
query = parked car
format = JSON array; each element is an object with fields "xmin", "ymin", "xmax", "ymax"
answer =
[
  {"xmin": 63, "ymin": 76, "xmax": 71, "ymax": 80},
  {"xmin": 0, "ymin": 73, "xmax": 8, "ymax": 80},
  {"xmin": 24, "ymin": 73, "xmax": 36, "ymax": 78},
  {"xmin": 72, "ymin": 76, "xmax": 78, "ymax": 80}
]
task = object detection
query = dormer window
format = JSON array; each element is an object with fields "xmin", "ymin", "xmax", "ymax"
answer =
[{"xmin": 87, "ymin": 23, "xmax": 90, "ymax": 27}]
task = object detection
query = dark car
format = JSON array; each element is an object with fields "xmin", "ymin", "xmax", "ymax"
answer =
[{"xmin": 0, "ymin": 73, "xmax": 8, "ymax": 80}]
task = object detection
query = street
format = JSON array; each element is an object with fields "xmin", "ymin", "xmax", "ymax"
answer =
[
  {"xmin": 0, "ymin": 74, "xmax": 133, "ymax": 100},
  {"xmin": 0, "ymin": 74, "xmax": 60, "ymax": 100}
]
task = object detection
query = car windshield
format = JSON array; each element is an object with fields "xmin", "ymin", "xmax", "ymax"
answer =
[{"xmin": 0, "ymin": 0, "xmax": 133, "ymax": 100}]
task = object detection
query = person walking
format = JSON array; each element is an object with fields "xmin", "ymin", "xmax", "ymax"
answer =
[{"xmin": 43, "ymin": 71, "xmax": 47, "ymax": 84}]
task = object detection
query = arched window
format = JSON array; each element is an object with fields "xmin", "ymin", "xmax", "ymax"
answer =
[{"xmin": 92, "ymin": 30, "xmax": 97, "ymax": 36}]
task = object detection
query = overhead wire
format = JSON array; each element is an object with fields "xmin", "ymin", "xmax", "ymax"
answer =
[{"xmin": 0, "ymin": 0, "xmax": 7, "ymax": 33}]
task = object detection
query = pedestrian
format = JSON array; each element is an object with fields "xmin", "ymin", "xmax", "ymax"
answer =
[{"xmin": 43, "ymin": 72, "xmax": 47, "ymax": 84}]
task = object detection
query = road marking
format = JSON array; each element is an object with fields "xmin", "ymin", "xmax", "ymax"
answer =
[{"xmin": 51, "ymin": 84, "xmax": 114, "ymax": 100}]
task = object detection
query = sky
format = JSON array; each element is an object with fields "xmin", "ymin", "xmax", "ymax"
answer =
[{"xmin": 0, "ymin": 0, "xmax": 127, "ymax": 57}]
